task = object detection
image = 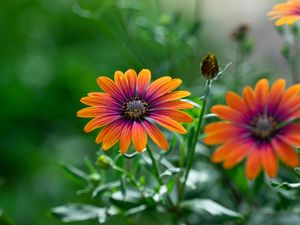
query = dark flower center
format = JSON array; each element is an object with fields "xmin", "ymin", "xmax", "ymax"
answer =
[
  {"xmin": 251, "ymin": 116, "xmax": 277, "ymax": 140},
  {"xmin": 122, "ymin": 98, "xmax": 148, "ymax": 119}
]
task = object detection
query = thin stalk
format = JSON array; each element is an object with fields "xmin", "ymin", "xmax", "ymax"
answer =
[
  {"xmin": 147, "ymin": 145, "xmax": 175, "ymax": 207},
  {"xmin": 178, "ymin": 80, "xmax": 211, "ymax": 202},
  {"xmin": 147, "ymin": 146, "xmax": 163, "ymax": 186}
]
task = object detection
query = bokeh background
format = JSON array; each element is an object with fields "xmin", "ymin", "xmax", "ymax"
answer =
[{"xmin": 0, "ymin": 0, "xmax": 298, "ymax": 225}]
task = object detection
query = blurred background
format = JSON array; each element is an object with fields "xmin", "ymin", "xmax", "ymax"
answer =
[{"xmin": 0, "ymin": 0, "xmax": 297, "ymax": 225}]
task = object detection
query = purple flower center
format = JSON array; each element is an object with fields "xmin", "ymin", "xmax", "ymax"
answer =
[
  {"xmin": 122, "ymin": 99, "xmax": 148, "ymax": 119},
  {"xmin": 251, "ymin": 116, "xmax": 277, "ymax": 139}
]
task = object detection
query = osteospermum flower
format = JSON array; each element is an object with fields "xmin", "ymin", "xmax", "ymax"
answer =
[
  {"xmin": 268, "ymin": 0, "xmax": 300, "ymax": 26},
  {"xmin": 77, "ymin": 69, "xmax": 193, "ymax": 153},
  {"xmin": 204, "ymin": 79, "xmax": 300, "ymax": 179}
]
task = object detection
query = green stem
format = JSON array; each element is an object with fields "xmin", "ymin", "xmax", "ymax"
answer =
[
  {"xmin": 178, "ymin": 80, "xmax": 211, "ymax": 202},
  {"xmin": 147, "ymin": 146, "xmax": 163, "ymax": 186},
  {"xmin": 147, "ymin": 145, "xmax": 175, "ymax": 207}
]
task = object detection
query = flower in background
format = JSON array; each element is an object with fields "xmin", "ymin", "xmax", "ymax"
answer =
[
  {"xmin": 77, "ymin": 69, "xmax": 193, "ymax": 153},
  {"xmin": 268, "ymin": 0, "xmax": 300, "ymax": 26},
  {"xmin": 204, "ymin": 79, "xmax": 300, "ymax": 179}
]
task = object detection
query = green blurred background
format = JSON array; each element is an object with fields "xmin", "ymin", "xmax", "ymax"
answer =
[{"xmin": 0, "ymin": 0, "xmax": 296, "ymax": 224}]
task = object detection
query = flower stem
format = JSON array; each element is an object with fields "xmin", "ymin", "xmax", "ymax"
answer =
[
  {"xmin": 147, "ymin": 145, "xmax": 175, "ymax": 207},
  {"xmin": 178, "ymin": 80, "xmax": 211, "ymax": 202},
  {"xmin": 147, "ymin": 146, "xmax": 163, "ymax": 186}
]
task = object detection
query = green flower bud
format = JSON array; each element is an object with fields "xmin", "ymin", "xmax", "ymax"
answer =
[
  {"xmin": 88, "ymin": 173, "xmax": 101, "ymax": 186},
  {"xmin": 96, "ymin": 155, "xmax": 113, "ymax": 169}
]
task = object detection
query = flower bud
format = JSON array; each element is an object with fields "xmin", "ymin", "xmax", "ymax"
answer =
[
  {"xmin": 231, "ymin": 24, "xmax": 249, "ymax": 42},
  {"xmin": 88, "ymin": 173, "xmax": 101, "ymax": 186},
  {"xmin": 96, "ymin": 155, "xmax": 113, "ymax": 169},
  {"xmin": 200, "ymin": 53, "xmax": 219, "ymax": 80}
]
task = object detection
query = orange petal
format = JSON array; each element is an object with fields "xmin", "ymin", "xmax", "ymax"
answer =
[
  {"xmin": 77, "ymin": 107, "xmax": 117, "ymax": 118},
  {"xmin": 119, "ymin": 123, "xmax": 133, "ymax": 154},
  {"xmin": 150, "ymin": 115, "xmax": 187, "ymax": 134},
  {"xmin": 279, "ymin": 131, "xmax": 300, "ymax": 147},
  {"xmin": 114, "ymin": 71, "xmax": 130, "ymax": 98},
  {"xmin": 125, "ymin": 69, "xmax": 137, "ymax": 98},
  {"xmin": 272, "ymin": 138, "xmax": 299, "ymax": 167},
  {"xmin": 281, "ymin": 83, "xmax": 300, "ymax": 103},
  {"xmin": 261, "ymin": 144, "xmax": 278, "ymax": 178},
  {"xmin": 212, "ymin": 141, "xmax": 238, "ymax": 163},
  {"xmin": 243, "ymin": 85, "xmax": 255, "ymax": 110},
  {"xmin": 84, "ymin": 115, "xmax": 119, "ymax": 133},
  {"xmin": 153, "ymin": 100, "xmax": 194, "ymax": 110},
  {"xmin": 255, "ymin": 79, "xmax": 269, "ymax": 112},
  {"xmin": 245, "ymin": 149, "xmax": 261, "ymax": 180},
  {"xmin": 223, "ymin": 142, "xmax": 251, "ymax": 169},
  {"xmin": 97, "ymin": 76, "xmax": 123, "ymax": 99},
  {"xmin": 147, "ymin": 79, "xmax": 182, "ymax": 101},
  {"xmin": 132, "ymin": 122, "xmax": 147, "ymax": 152},
  {"xmin": 268, "ymin": 79, "xmax": 285, "ymax": 110},
  {"xmin": 143, "ymin": 120, "xmax": 169, "ymax": 150},
  {"xmin": 144, "ymin": 76, "xmax": 172, "ymax": 99},
  {"xmin": 80, "ymin": 93, "xmax": 119, "ymax": 107},
  {"xmin": 102, "ymin": 122, "xmax": 123, "ymax": 150},
  {"xmin": 95, "ymin": 120, "xmax": 120, "ymax": 144},
  {"xmin": 137, "ymin": 69, "xmax": 151, "ymax": 97},
  {"xmin": 225, "ymin": 91, "xmax": 247, "ymax": 113},
  {"xmin": 152, "ymin": 91, "xmax": 191, "ymax": 103},
  {"xmin": 153, "ymin": 109, "xmax": 193, "ymax": 123},
  {"xmin": 211, "ymin": 105, "xmax": 243, "ymax": 123},
  {"xmin": 204, "ymin": 121, "xmax": 234, "ymax": 133},
  {"xmin": 203, "ymin": 126, "xmax": 245, "ymax": 145}
]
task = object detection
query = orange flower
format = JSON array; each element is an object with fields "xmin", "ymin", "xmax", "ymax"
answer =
[
  {"xmin": 204, "ymin": 79, "xmax": 300, "ymax": 180},
  {"xmin": 77, "ymin": 69, "xmax": 193, "ymax": 153},
  {"xmin": 268, "ymin": 0, "xmax": 300, "ymax": 26}
]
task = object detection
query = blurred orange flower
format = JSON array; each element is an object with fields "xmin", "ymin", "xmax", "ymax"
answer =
[
  {"xmin": 204, "ymin": 79, "xmax": 300, "ymax": 180},
  {"xmin": 77, "ymin": 69, "xmax": 193, "ymax": 153},
  {"xmin": 268, "ymin": 0, "xmax": 300, "ymax": 26}
]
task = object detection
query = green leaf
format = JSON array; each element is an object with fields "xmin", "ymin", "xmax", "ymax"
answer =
[
  {"xmin": 51, "ymin": 204, "xmax": 116, "ymax": 223},
  {"xmin": 181, "ymin": 98, "xmax": 202, "ymax": 109},
  {"xmin": 271, "ymin": 181, "xmax": 300, "ymax": 190},
  {"xmin": 180, "ymin": 199, "xmax": 242, "ymax": 221},
  {"xmin": 160, "ymin": 167, "xmax": 181, "ymax": 178},
  {"xmin": 84, "ymin": 157, "xmax": 97, "ymax": 174},
  {"xmin": 92, "ymin": 181, "xmax": 121, "ymax": 198},
  {"xmin": 61, "ymin": 163, "xmax": 88, "ymax": 181},
  {"xmin": 110, "ymin": 190, "xmax": 144, "ymax": 209}
]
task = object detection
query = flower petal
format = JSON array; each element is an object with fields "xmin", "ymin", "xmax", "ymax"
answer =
[
  {"xmin": 211, "ymin": 105, "xmax": 244, "ymax": 123},
  {"xmin": 261, "ymin": 144, "xmax": 278, "ymax": 178},
  {"xmin": 151, "ymin": 91, "xmax": 191, "ymax": 103},
  {"xmin": 137, "ymin": 69, "xmax": 151, "ymax": 97},
  {"xmin": 102, "ymin": 121, "xmax": 124, "ymax": 150},
  {"xmin": 125, "ymin": 69, "xmax": 137, "ymax": 98},
  {"xmin": 151, "ymin": 109, "xmax": 193, "ymax": 122},
  {"xmin": 132, "ymin": 121, "xmax": 147, "ymax": 152},
  {"xmin": 144, "ymin": 76, "xmax": 172, "ymax": 100},
  {"xmin": 114, "ymin": 71, "xmax": 130, "ymax": 98},
  {"xmin": 119, "ymin": 122, "xmax": 133, "ymax": 154},
  {"xmin": 146, "ymin": 79, "xmax": 182, "ymax": 102},
  {"xmin": 225, "ymin": 91, "xmax": 248, "ymax": 113},
  {"xmin": 143, "ymin": 120, "xmax": 169, "ymax": 150},
  {"xmin": 77, "ymin": 107, "xmax": 119, "ymax": 118},
  {"xmin": 272, "ymin": 138, "xmax": 299, "ymax": 167},
  {"xmin": 97, "ymin": 76, "xmax": 124, "ymax": 101},
  {"xmin": 84, "ymin": 115, "xmax": 119, "ymax": 133},
  {"xmin": 152, "ymin": 100, "xmax": 194, "ymax": 110},
  {"xmin": 245, "ymin": 149, "xmax": 262, "ymax": 180},
  {"xmin": 150, "ymin": 114, "xmax": 187, "ymax": 134},
  {"xmin": 254, "ymin": 79, "xmax": 269, "ymax": 114}
]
